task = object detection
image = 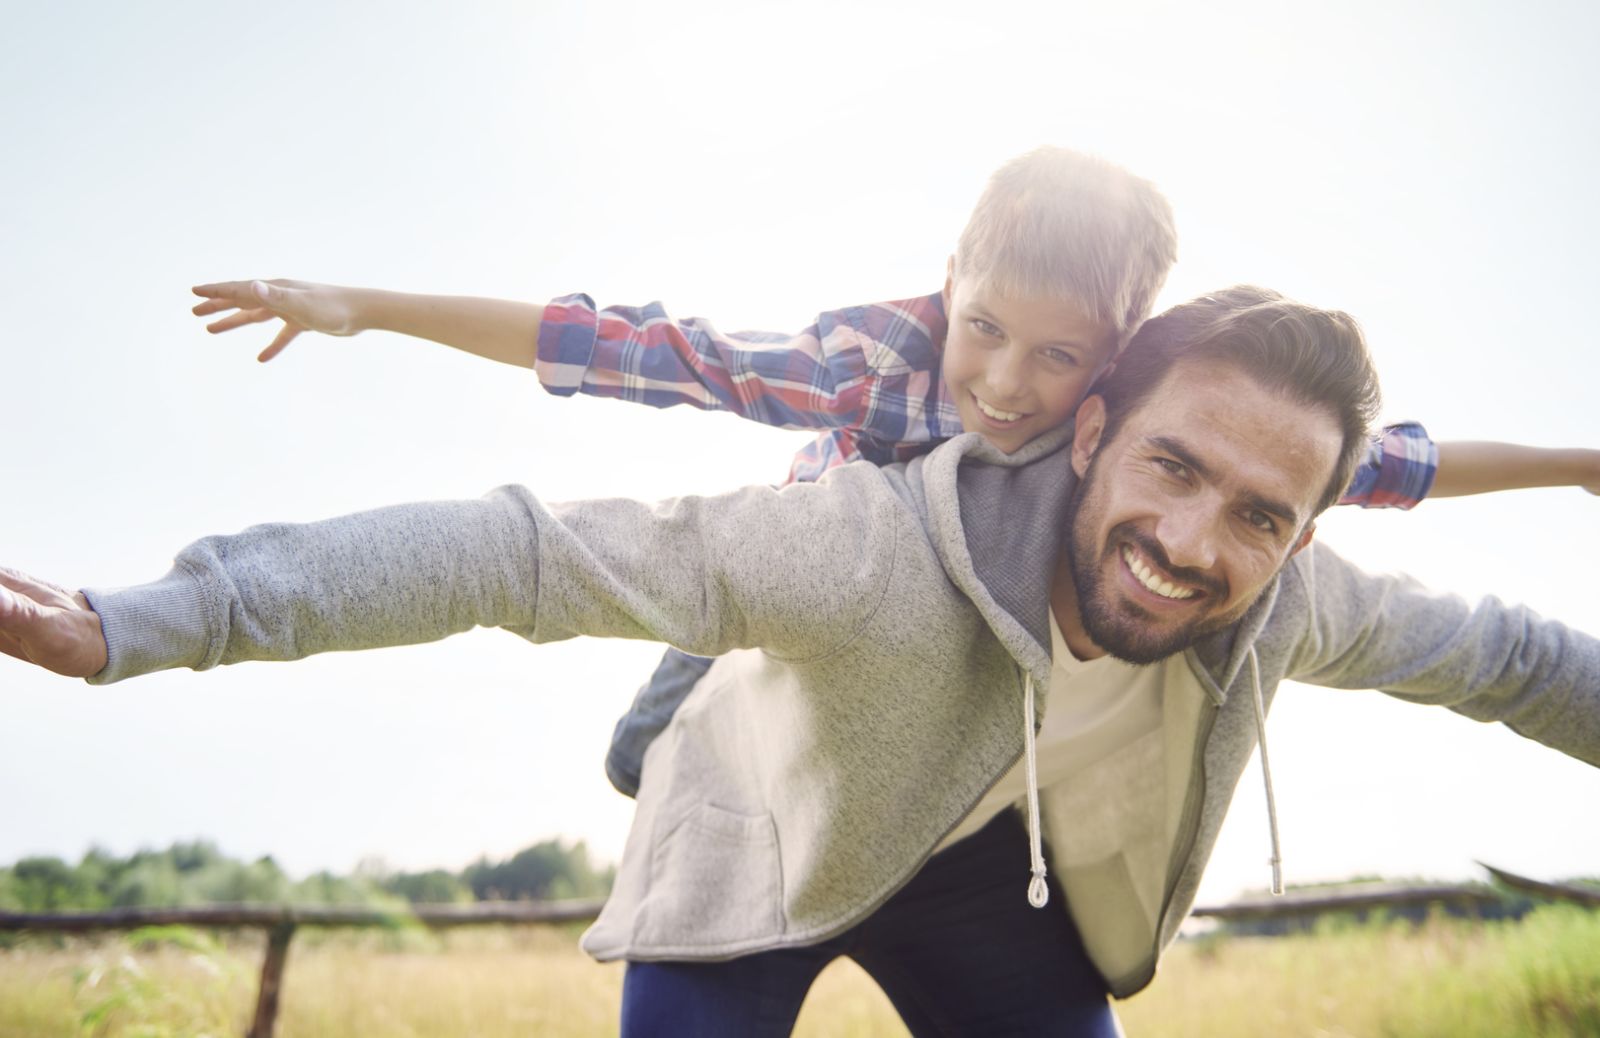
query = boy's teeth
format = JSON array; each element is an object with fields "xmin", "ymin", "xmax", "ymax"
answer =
[
  {"xmin": 975, "ymin": 398, "xmax": 1023, "ymax": 422},
  {"xmin": 1121, "ymin": 546, "xmax": 1198, "ymax": 600}
]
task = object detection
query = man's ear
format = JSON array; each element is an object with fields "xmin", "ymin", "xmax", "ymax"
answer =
[
  {"xmin": 1288, "ymin": 521, "xmax": 1317, "ymax": 559},
  {"xmin": 942, "ymin": 256, "xmax": 955, "ymax": 313},
  {"xmin": 1071, "ymin": 395, "xmax": 1108, "ymax": 477}
]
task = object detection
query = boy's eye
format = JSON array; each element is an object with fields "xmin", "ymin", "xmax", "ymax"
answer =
[
  {"xmin": 971, "ymin": 318, "xmax": 1003, "ymax": 337},
  {"xmin": 1043, "ymin": 347, "xmax": 1080, "ymax": 366}
]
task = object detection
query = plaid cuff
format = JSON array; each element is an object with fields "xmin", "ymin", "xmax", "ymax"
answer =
[
  {"xmin": 1339, "ymin": 421, "xmax": 1438, "ymax": 509},
  {"xmin": 535, "ymin": 293, "xmax": 599, "ymax": 397}
]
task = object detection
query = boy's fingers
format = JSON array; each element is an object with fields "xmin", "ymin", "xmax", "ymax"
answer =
[
  {"xmin": 206, "ymin": 309, "xmax": 278, "ymax": 334},
  {"xmin": 192, "ymin": 297, "xmax": 239, "ymax": 317},
  {"xmin": 193, "ymin": 280, "xmax": 258, "ymax": 298},
  {"xmin": 259, "ymin": 325, "xmax": 301, "ymax": 362}
]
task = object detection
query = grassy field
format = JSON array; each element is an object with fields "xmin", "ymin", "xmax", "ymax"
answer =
[{"xmin": 2, "ymin": 907, "xmax": 1597, "ymax": 1036}]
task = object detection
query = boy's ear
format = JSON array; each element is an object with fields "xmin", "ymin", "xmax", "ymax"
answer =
[
  {"xmin": 942, "ymin": 256, "xmax": 955, "ymax": 313},
  {"xmin": 1071, "ymin": 395, "xmax": 1108, "ymax": 477}
]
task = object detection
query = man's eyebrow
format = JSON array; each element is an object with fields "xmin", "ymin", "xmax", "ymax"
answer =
[{"xmin": 1148, "ymin": 436, "xmax": 1303, "ymax": 526}]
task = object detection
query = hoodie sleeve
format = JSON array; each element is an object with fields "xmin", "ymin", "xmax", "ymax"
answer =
[
  {"xmin": 81, "ymin": 473, "xmax": 897, "ymax": 685},
  {"xmin": 1278, "ymin": 542, "xmax": 1600, "ymax": 766}
]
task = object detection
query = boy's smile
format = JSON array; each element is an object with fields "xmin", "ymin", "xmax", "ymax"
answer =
[{"xmin": 941, "ymin": 268, "xmax": 1120, "ymax": 454}]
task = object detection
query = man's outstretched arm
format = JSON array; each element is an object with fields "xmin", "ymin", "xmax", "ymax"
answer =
[
  {"xmin": 1282, "ymin": 542, "xmax": 1600, "ymax": 765},
  {"xmin": 1, "ymin": 478, "xmax": 895, "ymax": 686}
]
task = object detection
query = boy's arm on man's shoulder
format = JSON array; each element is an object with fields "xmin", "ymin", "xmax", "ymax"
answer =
[
  {"xmin": 537, "ymin": 292, "xmax": 952, "ymax": 437},
  {"xmin": 76, "ymin": 473, "xmax": 901, "ymax": 684},
  {"xmin": 1276, "ymin": 541, "xmax": 1600, "ymax": 766}
]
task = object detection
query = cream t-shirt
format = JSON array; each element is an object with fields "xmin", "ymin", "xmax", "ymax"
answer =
[{"xmin": 935, "ymin": 610, "xmax": 1169, "ymax": 850}]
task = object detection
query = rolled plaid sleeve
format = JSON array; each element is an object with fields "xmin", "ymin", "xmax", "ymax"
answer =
[
  {"xmin": 534, "ymin": 293, "xmax": 877, "ymax": 429},
  {"xmin": 1338, "ymin": 421, "xmax": 1439, "ymax": 509}
]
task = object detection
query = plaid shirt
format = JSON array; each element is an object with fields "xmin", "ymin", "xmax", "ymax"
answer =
[{"xmin": 536, "ymin": 291, "xmax": 1437, "ymax": 507}]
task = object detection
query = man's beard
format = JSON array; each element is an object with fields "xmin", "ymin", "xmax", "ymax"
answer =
[{"xmin": 1063, "ymin": 454, "xmax": 1252, "ymax": 665}]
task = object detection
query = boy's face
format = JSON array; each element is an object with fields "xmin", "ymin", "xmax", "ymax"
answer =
[{"xmin": 941, "ymin": 265, "xmax": 1120, "ymax": 454}]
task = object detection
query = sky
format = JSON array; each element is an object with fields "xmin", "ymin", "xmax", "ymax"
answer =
[{"xmin": 2, "ymin": 0, "xmax": 1597, "ymax": 907}]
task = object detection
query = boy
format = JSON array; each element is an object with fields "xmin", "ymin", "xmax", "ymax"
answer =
[{"xmin": 191, "ymin": 147, "xmax": 1600, "ymax": 798}]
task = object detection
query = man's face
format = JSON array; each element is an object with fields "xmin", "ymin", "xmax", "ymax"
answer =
[
  {"xmin": 941, "ymin": 265, "xmax": 1120, "ymax": 455},
  {"xmin": 1058, "ymin": 359, "xmax": 1343, "ymax": 663}
]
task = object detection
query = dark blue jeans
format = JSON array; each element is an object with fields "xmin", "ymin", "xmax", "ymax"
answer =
[{"xmin": 619, "ymin": 810, "xmax": 1120, "ymax": 1036}]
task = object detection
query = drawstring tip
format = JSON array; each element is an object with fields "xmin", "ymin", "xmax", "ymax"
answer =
[
  {"xmin": 1027, "ymin": 874, "xmax": 1050, "ymax": 909},
  {"xmin": 1269, "ymin": 860, "xmax": 1284, "ymax": 896}
]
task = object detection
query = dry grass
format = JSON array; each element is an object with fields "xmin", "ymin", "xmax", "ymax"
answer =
[
  {"xmin": 2, "ymin": 908, "xmax": 1597, "ymax": 1036},
  {"xmin": 0, "ymin": 925, "xmax": 905, "ymax": 1037}
]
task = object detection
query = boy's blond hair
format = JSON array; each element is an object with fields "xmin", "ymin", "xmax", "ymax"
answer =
[{"xmin": 953, "ymin": 147, "xmax": 1177, "ymax": 346}]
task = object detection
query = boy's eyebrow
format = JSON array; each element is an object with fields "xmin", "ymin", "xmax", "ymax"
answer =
[{"xmin": 1148, "ymin": 436, "xmax": 1302, "ymax": 526}]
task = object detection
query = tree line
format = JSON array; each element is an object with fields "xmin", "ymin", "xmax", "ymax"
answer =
[{"xmin": 0, "ymin": 838, "xmax": 614, "ymax": 912}]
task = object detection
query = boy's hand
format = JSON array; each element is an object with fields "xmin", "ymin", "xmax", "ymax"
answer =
[
  {"xmin": 0, "ymin": 568, "xmax": 108, "ymax": 678},
  {"xmin": 192, "ymin": 280, "xmax": 363, "ymax": 362}
]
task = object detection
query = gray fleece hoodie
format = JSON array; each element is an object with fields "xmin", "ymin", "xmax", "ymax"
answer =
[{"xmin": 84, "ymin": 428, "xmax": 1600, "ymax": 998}]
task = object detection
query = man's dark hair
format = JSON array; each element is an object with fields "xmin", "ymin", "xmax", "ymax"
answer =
[{"xmin": 1093, "ymin": 286, "xmax": 1382, "ymax": 516}]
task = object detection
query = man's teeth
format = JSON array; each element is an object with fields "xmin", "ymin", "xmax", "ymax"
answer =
[
  {"xmin": 1122, "ymin": 546, "xmax": 1197, "ymax": 600},
  {"xmin": 975, "ymin": 397, "xmax": 1024, "ymax": 422}
]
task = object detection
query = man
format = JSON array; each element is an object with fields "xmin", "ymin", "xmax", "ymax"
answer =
[{"xmin": 3, "ymin": 287, "xmax": 1596, "ymax": 1035}]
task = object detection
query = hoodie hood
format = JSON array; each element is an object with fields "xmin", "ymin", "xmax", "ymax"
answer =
[{"xmin": 916, "ymin": 425, "xmax": 1077, "ymax": 694}]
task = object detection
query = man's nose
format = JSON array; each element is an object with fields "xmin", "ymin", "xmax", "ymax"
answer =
[{"xmin": 1154, "ymin": 497, "xmax": 1220, "ymax": 574}]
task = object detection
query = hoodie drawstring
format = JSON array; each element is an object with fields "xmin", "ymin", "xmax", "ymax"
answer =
[
  {"xmin": 1247, "ymin": 648, "xmax": 1284, "ymax": 895},
  {"xmin": 1022, "ymin": 672, "xmax": 1049, "ymax": 908}
]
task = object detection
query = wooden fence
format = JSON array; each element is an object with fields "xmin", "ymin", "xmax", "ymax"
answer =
[
  {"xmin": 2, "ymin": 864, "xmax": 1595, "ymax": 1037},
  {"xmin": 0, "ymin": 899, "xmax": 605, "ymax": 1038}
]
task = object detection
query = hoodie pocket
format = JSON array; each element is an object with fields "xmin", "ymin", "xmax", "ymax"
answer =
[{"xmin": 633, "ymin": 802, "xmax": 784, "ymax": 952}]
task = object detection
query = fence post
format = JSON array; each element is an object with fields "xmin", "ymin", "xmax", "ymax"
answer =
[{"xmin": 248, "ymin": 921, "xmax": 296, "ymax": 1038}]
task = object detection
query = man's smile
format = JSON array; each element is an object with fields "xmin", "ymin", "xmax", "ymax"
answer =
[{"xmin": 1119, "ymin": 543, "xmax": 1201, "ymax": 602}]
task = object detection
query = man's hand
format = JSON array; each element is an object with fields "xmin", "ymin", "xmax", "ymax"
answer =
[
  {"xmin": 193, "ymin": 279, "xmax": 365, "ymax": 362},
  {"xmin": 0, "ymin": 568, "xmax": 109, "ymax": 678}
]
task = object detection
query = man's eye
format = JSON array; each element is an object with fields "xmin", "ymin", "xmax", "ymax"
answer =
[
  {"xmin": 1155, "ymin": 458, "xmax": 1186, "ymax": 477},
  {"xmin": 1246, "ymin": 510, "xmax": 1277, "ymax": 533}
]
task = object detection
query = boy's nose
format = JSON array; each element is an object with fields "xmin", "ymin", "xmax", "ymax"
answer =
[{"xmin": 985, "ymin": 352, "xmax": 1030, "ymax": 402}]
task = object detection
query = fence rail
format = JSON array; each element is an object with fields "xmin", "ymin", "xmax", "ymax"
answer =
[
  {"xmin": 2, "ymin": 866, "xmax": 1594, "ymax": 1037},
  {"xmin": 0, "ymin": 899, "xmax": 606, "ymax": 1038}
]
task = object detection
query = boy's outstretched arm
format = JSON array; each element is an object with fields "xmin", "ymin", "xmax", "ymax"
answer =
[
  {"xmin": 193, "ymin": 280, "xmax": 544, "ymax": 367},
  {"xmin": 195, "ymin": 281, "xmax": 952, "ymax": 446},
  {"xmin": 1429, "ymin": 442, "xmax": 1600, "ymax": 498}
]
